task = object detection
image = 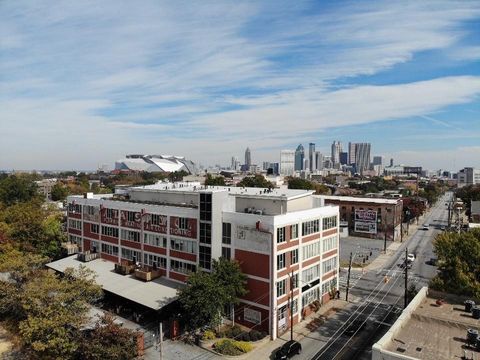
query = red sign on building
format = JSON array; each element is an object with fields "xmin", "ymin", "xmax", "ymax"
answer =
[
  {"xmin": 144, "ymin": 214, "xmax": 168, "ymax": 234},
  {"xmin": 169, "ymin": 216, "xmax": 197, "ymax": 239}
]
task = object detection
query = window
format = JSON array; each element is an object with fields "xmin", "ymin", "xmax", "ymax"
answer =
[
  {"xmin": 120, "ymin": 229, "xmax": 140, "ymax": 242},
  {"xmin": 302, "ymin": 265, "xmax": 320, "ymax": 283},
  {"xmin": 126, "ymin": 211, "xmax": 137, "ymax": 222},
  {"xmin": 121, "ymin": 248, "xmax": 140, "ymax": 262},
  {"xmin": 291, "ymin": 224, "xmax": 298, "ymax": 239},
  {"xmin": 302, "ymin": 219, "xmax": 319, "ymax": 236},
  {"xmin": 199, "ymin": 245, "xmax": 211, "ymax": 269},
  {"xmin": 200, "ymin": 193, "xmax": 212, "ymax": 221},
  {"xmin": 85, "ymin": 205, "xmax": 96, "ymax": 216},
  {"xmin": 291, "ymin": 249, "xmax": 298, "ymax": 264},
  {"xmin": 170, "ymin": 259, "xmax": 196, "ymax": 274},
  {"xmin": 322, "ymin": 278, "xmax": 338, "ymax": 295},
  {"xmin": 276, "ymin": 279, "xmax": 286, "ymax": 297},
  {"xmin": 244, "ymin": 308, "xmax": 261, "ymax": 325},
  {"xmin": 302, "ymin": 241, "xmax": 321, "ymax": 260},
  {"xmin": 69, "ymin": 234, "xmax": 82, "ymax": 247},
  {"xmin": 277, "ymin": 253, "xmax": 286, "ymax": 270},
  {"xmin": 151, "ymin": 214, "xmax": 164, "ymax": 226},
  {"xmin": 277, "ymin": 227, "xmax": 286, "ymax": 243},
  {"xmin": 144, "ymin": 233, "xmax": 167, "ymax": 248},
  {"xmin": 68, "ymin": 203, "xmax": 82, "ymax": 213},
  {"xmin": 178, "ymin": 217, "xmax": 188, "ymax": 230},
  {"xmin": 322, "ymin": 257, "xmax": 337, "ymax": 273},
  {"xmin": 101, "ymin": 226, "xmax": 119, "ymax": 238},
  {"xmin": 105, "ymin": 208, "xmax": 116, "ymax": 219},
  {"xmin": 101, "ymin": 244, "xmax": 118, "ymax": 256},
  {"xmin": 143, "ymin": 253, "xmax": 167, "ymax": 269},
  {"xmin": 200, "ymin": 222, "xmax": 211, "ymax": 244},
  {"xmin": 170, "ymin": 238, "xmax": 197, "ymax": 254},
  {"xmin": 323, "ymin": 236, "xmax": 338, "ymax": 252},
  {"xmin": 68, "ymin": 219, "xmax": 82, "ymax": 230},
  {"xmin": 90, "ymin": 223, "xmax": 99, "ymax": 234},
  {"xmin": 291, "ymin": 298, "xmax": 298, "ymax": 314},
  {"xmin": 302, "ymin": 287, "xmax": 320, "ymax": 308},
  {"xmin": 323, "ymin": 216, "xmax": 337, "ymax": 230},
  {"xmin": 222, "ymin": 223, "xmax": 231, "ymax": 244},
  {"xmin": 222, "ymin": 247, "xmax": 231, "ymax": 259}
]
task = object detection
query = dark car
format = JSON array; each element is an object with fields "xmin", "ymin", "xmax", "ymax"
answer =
[{"xmin": 274, "ymin": 340, "xmax": 302, "ymax": 359}]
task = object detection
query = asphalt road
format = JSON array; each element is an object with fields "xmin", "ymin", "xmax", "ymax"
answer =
[{"xmin": 304, "ymin": 192, "xmax": 453, "ymax": 360}]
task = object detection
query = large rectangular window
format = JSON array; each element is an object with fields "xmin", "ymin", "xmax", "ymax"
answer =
[
  {"xmin": 323, "ymin": 236, "xmax": 338, "ymax": 252},
  {"xmin": 101, "ymin": 243, "xmax": 118, "ymax": 256},
  {"xmin": 199, "ymin": 245, "xmax": 211, "ymax": 270},
  {"xmin": 302, "ymin": 287, "xmax": 320, "ymax": 308},
  {"xmin": 277, "ymin": 227, "xmax": 286, "ymax": 243},
  {"xmin": 91, "ymin": 223, "xmax": 99, "ymax": 234},
  {"xmin": 170, "ymin": 238, "xmax": 197, "ymax": 254},
  {"xmin": 221, "ymin": 247, "xmax": 231, "ymax": 260},
  {"xmin": 302, "ymin": 241, "xmax": 321, "ymax": 260},
  {"xmin": 105, "ymin": 208, "xmax": 117, "ymax": 219},
  {"xmin": 200, "ymin": 222, "xmax": 211, "ymax": 244},
  {"xmin": 291, "ymin": 249, "xmax": 299, "ymax": 264},
  {"xmin": 121, "ymin": 248, "xmax": 140, "ymax": 262},
  {"xmin": 200, "ymin": 193, "xmax": 212, "ymax": 221},
  {"xmin": 322, "ymin": 278, "xmax": 338, "ymax": 295},
  {"xmin": 120, "ymin": 229, "xmax": 140, "ymax": 242},
  {"xmin": 277, "ymin": 253, "xmax": 286, "ymax": 270},
  {"xmin": 302, "ymin": 219, "xmax": 319, "ymax": 236},
  {"xmin": 68, "ymin": 219, "xmax": 82, "ymax": 230},
  {"xmin": 101, "ymin": 226, "xmax": 119, "ymax": 238},
  {"xmin": 143, "ymin": 253, "xmax": 167, "ymax": 269},
  {"xmin": 170, "ymin": 259, "xmax": 196, "ymax": 274},
  {"xmin": 291, "ymin": 273, "xmax": 299, "ymax": 289},
  {"xmin": 323, "ymin": 216, "xmax": 337, "ymax": 230},
  {"xmin": 68, "ymin": 203, "xmax": 82, "ymax": 213},
  {"xmin": 322, "ymin": 257, "xmax": 337, "ymax": 273},
  {"xmin": 276, "ymin": 279, "xmax": 286, "ymax": 297},
  {"xmin": 302, "ymin": 265, "xmax": 320, "ymax": 284},
  {"xmin": 222, "ymin": 222, "xmax": 231, "ymax": 244},
  {"xmin": 291, "ymin": 224, "xmax": 298, "ymax": 239},
  {"xmin": 144, "ymin": 233, "xmax": 167, "ymax": 248}
]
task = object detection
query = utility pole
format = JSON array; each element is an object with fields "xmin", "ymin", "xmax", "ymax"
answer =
[
  {"xmin": 404, "ymin": 248, "xmax": 408, "ymax": 309},
  {"xmin": 159, "ymin": 322, "xmax": 163, "ymax": 360},
  {"xmin": 289, "ymin": 271, "xmax": 294, "ymax": 341},
  {"xmin": 346, "ymin": 252, "xmax": 353, "ymax": 302}
]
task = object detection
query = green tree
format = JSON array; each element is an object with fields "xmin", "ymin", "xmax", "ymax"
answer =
[
  {"xmin": 51, "ymin": 183, "xmax": 69, "ymax": 201},
  {"xmin": 237, "ymin": 175, "xmax": 273, "ymax": 188},
  {"xmin": 212, "ymin": 258, "xmax": 248, "ymax": 306},
  {"xmin": 205, "ymin": 174, "xmax": 226, "ymax": 186},
  {"xmin": 457, "ymin": 184, "xmax": 480, "ymax": 217},
  {"xmin": 79, "ymin": 313, "xmax": 138, "ymax": 360},
  {"xmin": 430, "ymin": 228, "xmax": 480, "ymax": 298},
  {"xmin": 287, "ymin": 177, "xmax": 314, "ymax": 190},
  {"xmin": 0, "ymin": 175, "xmax": 40, "ymax": 206},
  {"xmin": 178, "ymin": 271, "xmax": 226, "ymax": 329}
]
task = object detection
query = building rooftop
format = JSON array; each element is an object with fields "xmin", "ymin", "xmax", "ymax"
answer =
[
  {"xmin": 47, "ymin": 255, "xmax": 182, "ymax": 310},
  {"xmin": 319, "ymin": 195, "xmax": 400, "ymax": 205},
  {"xmin": 373, "ymin": 287, "xmax": 480, "ymax": 360}
]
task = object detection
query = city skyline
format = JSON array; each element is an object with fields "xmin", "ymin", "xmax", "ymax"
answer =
[{"xmin": 1, "ymin": 1, "xmax": 480, "ymax": 171}]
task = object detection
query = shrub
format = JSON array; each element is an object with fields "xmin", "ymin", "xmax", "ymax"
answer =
[
  {"xmin": 225, "ymin": 324, "xmax": 243, "ymax": 338},
  {"xmin": 249, "ymin": 330, "xmax": 264, "ymax": 341},
  {"xmin": 214, "ymin": 339, "xmax": 253, "ymax": 355},
  {"xmin": 202, "ymin": 330, "xmax": 216, "ymax": 340},
  {"xmin": 234, "ymin": 340, "xmax": 253, "ymax": 353},
  {"xmin": 238, "ymin": 332, "xmax": 250, "ymax": 341}
]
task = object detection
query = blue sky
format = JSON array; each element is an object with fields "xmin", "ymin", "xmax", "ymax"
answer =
[{"xmin": 1, "ymin": 0, "xmax": 479, "ymax": 171}]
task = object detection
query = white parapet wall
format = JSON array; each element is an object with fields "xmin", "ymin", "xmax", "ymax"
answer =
[{"xmin": 372, "ymin": 286, "xmax": 429, "ymax": 360}]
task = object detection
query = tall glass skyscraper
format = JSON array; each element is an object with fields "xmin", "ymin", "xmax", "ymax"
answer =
[{"xmin": 294, "ymin": 144, "xmax": 305, "ymax": 171}]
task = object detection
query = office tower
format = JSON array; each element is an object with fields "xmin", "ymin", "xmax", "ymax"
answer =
[
  {"xmin": 315, "ymin": 151, "xmax": 324, "ymax": 171},
  {"xmin": 390, "ymin": 158, "xmax": 394, "ymax": 167},
  {"xmin": 339, "ymin": 152, "xmax": 348, "ymax": 165},
  {"xmin": 280, "ymin": 150, "xmax": 295, "ymax": 176},
  {"xmin": 309, "ymin": 143, "xmax": 316, "ymax": 172},
  {"xmin": 348, "ymin": 142, "xmax": 356, "ymax": 165},
  {"xmin": 245, "ymin": 147, "xmax": 251, "ymax": 170},
  {"xmin": 331, "ymin": 141, "xmax": 342, "ymax": 165},
  {"xmin": 354, "ymin": 143, "xmax": 371, "ymax": 174},
  {"xmin": 294, "ymin": 144, "xmax": 305, "ymax": 171},
  {"xmin": 231, "ymin": 156, "xmax": 238, "ymax": 170},
  {"xmin": 323, "ymin": 155, "xmax": 333, "ymax": 169},
  {"xmin": 372, "ymin": 156, "xmax": 384, "ymax": 166}
]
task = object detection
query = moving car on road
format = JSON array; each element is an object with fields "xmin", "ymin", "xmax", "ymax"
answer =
[
  {"xmin": 421, "ymin": 224, "xmax": 429, "ymax": 230},
  {"xmin": 274, "ymin": 340, "xmax": 302, "ymax": 359},
  {"xmin": 407, "ymin": 253, "xmax": 415, "ymax": 263}
]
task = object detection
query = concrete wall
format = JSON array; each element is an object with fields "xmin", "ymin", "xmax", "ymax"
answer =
[
  {"xmin": 235, "ymin": 197, "xmax": 285, "ymax": 215},
  {"xmin": 286, "ymin": 196, "xmax": 313, "ymax": 213},
  {"xmin": 129, "ymin": 189, "xmax": 199, "ymax": 207},
  {"xmin": 372, "ymin": 287, "xmax": 428, "ymax": 360}
]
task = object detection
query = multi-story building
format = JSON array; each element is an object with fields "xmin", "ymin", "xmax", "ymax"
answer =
[
  {"xmin": 354, "ymin": 143, "xmax": 371, "ymax": 175},
  {"xmin": 309, "ymin": 143, "xmax": 316, "ymax": 172},
  {"xmin": 348, "ymin": 142, "xmax": 357, "ymax": 166},
  {"xmin": 372, "ymin": 156, "xmax": 384, "ymax": 166},
  {"xmin": 457, "ymin": 167, "xmax": 480, "ymax": 187},
  {"xmin": 65, "ymin": 183, "xmax": 339, "ymax": 339},
  {"xmin": 280, "ymin": 150, "xmax": 295, "ymax": 176},
  {"xmin": 245, "ymin": 148, "xmax": 252, "ymax": 170},
  {"xmin": 294, "ymin": 144, "xmax": 305, "ymax": 171},
  {"xmin": 331, "ymin": 141, "xmax": 342, "ymax": 166}
]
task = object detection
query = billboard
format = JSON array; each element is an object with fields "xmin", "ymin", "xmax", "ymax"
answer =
[{"xmin": 354, "ymin": 209, "xmax": 377, "ymax": 234}]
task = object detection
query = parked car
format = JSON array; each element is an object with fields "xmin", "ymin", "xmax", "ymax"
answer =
[
  {"xmin": 407, "ymin": 253, "xmax": 415, "ymax": 263},
  {"xmin": 427, "ymin": 257, "xmax": 438, "ymax": 266},
  {"xmin": 421, "ymin": 224, "xmax": 429, "ymax": 230},
  {"xmin": 440, "ymin": 226, "xmax": 446, "ymax": 231},
  {"xmin": 274, "ymin": 340, "xmax": 302, "ymax": 360}
]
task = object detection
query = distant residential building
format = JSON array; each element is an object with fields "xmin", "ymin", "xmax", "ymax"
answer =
[
  {"xmin": 471, "ymin": 201, "xmax": 480, "ymax": 223},
  {"xmin": 339, "ymin": 152, "xmax": 348, "ymax": 165},
  {"xmin": 35, "ymin": 178, "xmax": 58, "ymax": 200},
  {"xmin": 331, "ymin": 141, "xmax": 342, "ymax": 166},
  {"xmin": 245, "ymin": 148, "xmax": 251, "ymax": 170},
  {"xmin": 280, "ymin": 150, "xmax": 295, "ymax": 176},
  {"xmin": 294, "ymin": 144, "xmax": 305, "ymax": 171},
  {"xmin": 309, "ymin": 143, "xmax": 316, "ymax": 172},
  {"xmin": 457, "ymin": 167, "xmax": 480, "ymax": 187}
]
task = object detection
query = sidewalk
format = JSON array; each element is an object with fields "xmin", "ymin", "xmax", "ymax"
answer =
[{"xmin": 243, "ymin": 296, "xmax": 356, "ymax": 360}]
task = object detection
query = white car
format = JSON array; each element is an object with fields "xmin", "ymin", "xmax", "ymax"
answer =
[
  {"xmin": 407, "ymin": 253, "xmax": 415, "ymax": 263},
  {"xmin": 422, "ymin": 224, "xmax": 429, "ymax": 230}
]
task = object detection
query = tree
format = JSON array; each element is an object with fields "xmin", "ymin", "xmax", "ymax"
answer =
[
  {"xmin": 430, "ymin": 228, "xmax": 480, "ymax": 298},
  {"xmin": 178, "ymin": 271, "xmax": 226, "ymax": 329},
  {"xmin": 205, "ymin": 174, "xmax": 226, "ymax": 186},
  {"xmin": 79, "ymin": 313, "xmax": 138, "ymax": 360},
  {"xmin": 457, "ymin": 184, "xmax": 480, "ymax": 217},
  {"xmin": 51, "ymin": 183, "xmax": 69, "ymax": 201},
  {"xmin": 0, "ymin": 175, "xmax": 40, "ymax": 206},
  {"xmin": 287, "ymin": 177, "xmax": 314, "ymax": 190},
  {"xmin": 212, "ymin": 258, "xmax": 248, "ymax": 306},
  {"xmin": 237, "ymin": 175, "xmax": 273, "ymax": 188}
]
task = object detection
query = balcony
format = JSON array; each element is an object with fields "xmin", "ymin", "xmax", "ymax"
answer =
[
  {"xmin": 77, "ymin": 251, "xmax": 99, "ymax": 262},
  {"xmin": 134, "ymin": 266, "xmax": 162, "ymax": 282}
]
